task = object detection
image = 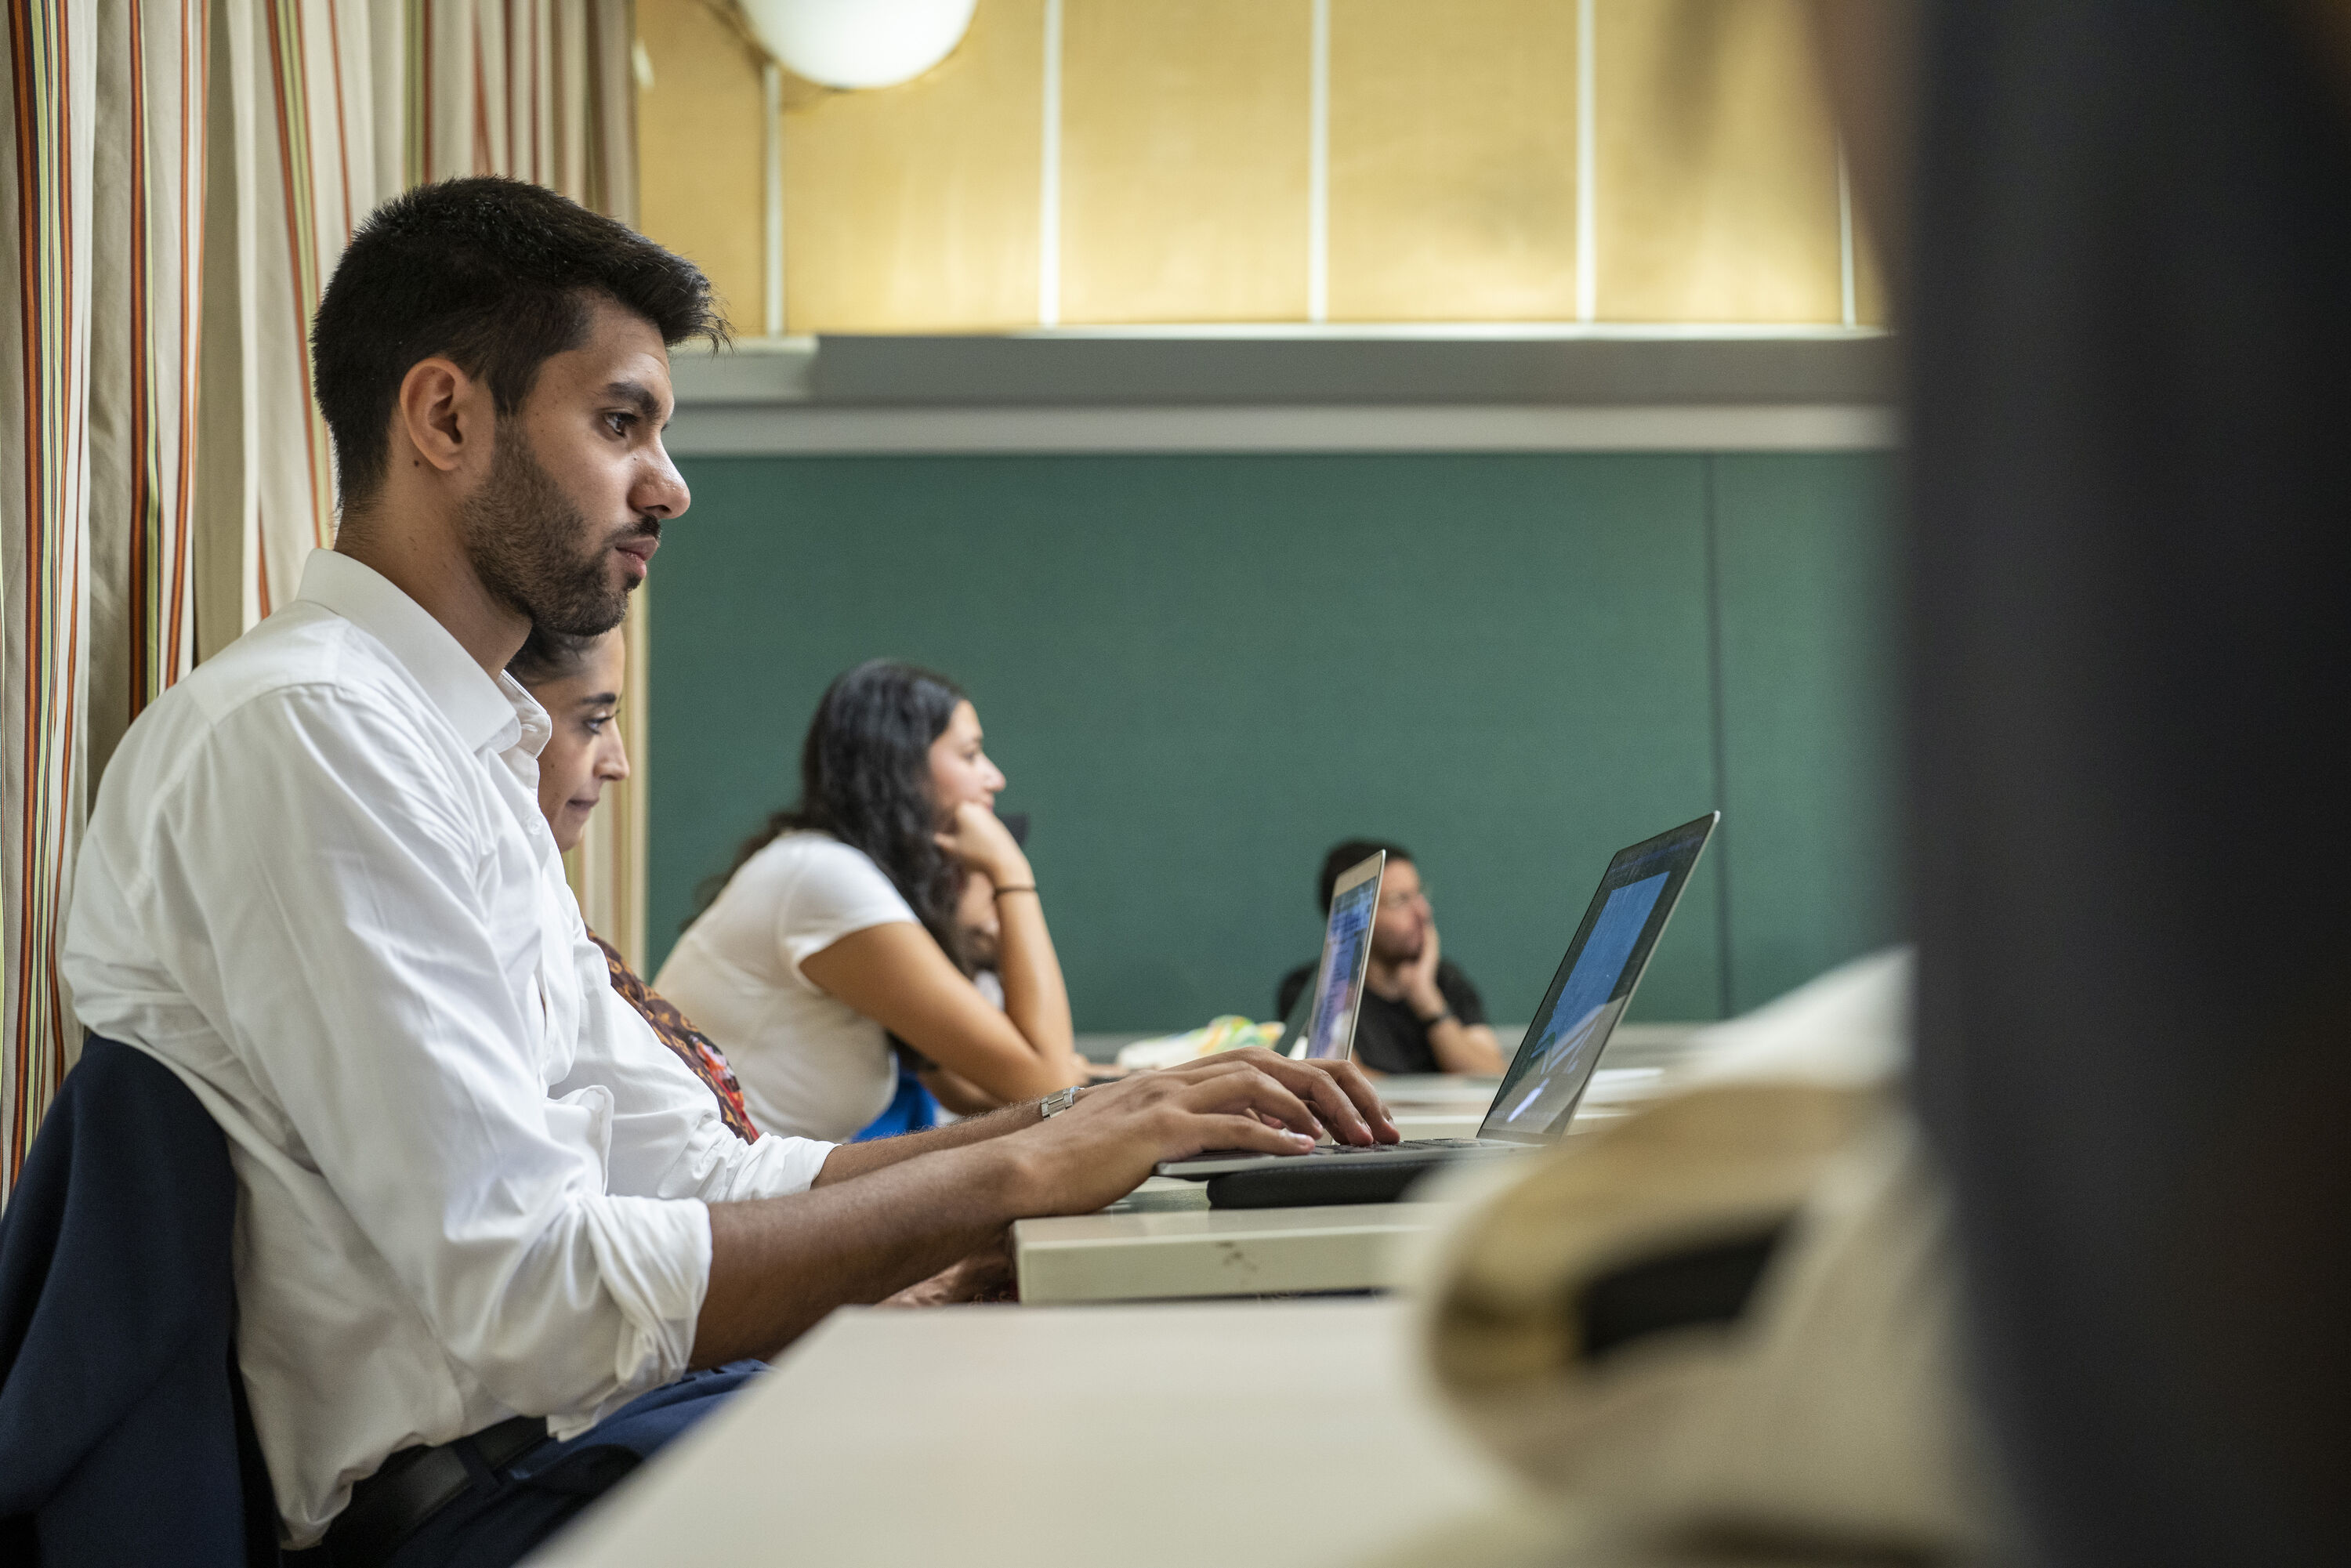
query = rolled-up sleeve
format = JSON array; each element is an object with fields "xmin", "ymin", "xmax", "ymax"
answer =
[
  {"xmin": 573, "ymin": 977, "xmax": 839, "ymax": 1203},
  {"xmin": 145, "ymin": 690, "xmax": 710, "ymax": 1418},
  {"xmin": 562, "ymin": 1194, "xmax": 711, "ymax": 1436}
]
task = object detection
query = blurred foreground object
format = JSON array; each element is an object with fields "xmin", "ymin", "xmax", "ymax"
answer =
[
  {"xmin": 1903, "ymin": 2, "xmax": 2351, "ymax": 1563},
  {"xmin": 1416, "ymin": 954, "xmax": 2006, "ymax": 1562}
]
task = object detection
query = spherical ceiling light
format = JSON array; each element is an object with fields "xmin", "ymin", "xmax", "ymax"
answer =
[{"xmin": 739, "ymin": 0, "xmax": 979, "ymax": 90}]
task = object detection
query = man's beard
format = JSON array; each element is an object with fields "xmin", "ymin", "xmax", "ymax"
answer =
[{"xmin": 460, "ymin": 424, "xmax": 649, "ymax": 637}]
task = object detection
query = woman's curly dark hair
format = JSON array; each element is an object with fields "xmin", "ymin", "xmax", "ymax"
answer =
[{"xmin": 701, "ymin": 659, "xmax": 972, "ymax": 971}]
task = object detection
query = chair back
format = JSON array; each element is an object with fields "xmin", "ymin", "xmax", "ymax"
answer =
[{"xmin": 0, "ymin": 1036, "xmax": 278, "ymax": 1566}]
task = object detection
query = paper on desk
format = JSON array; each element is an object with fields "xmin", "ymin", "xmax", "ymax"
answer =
[{"xmin": 1113, "ymin": 1015, "xmax": 1281, "ymax": 1070}]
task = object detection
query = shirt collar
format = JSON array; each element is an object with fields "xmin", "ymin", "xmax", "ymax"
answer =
[{"xmin": 296, "ymin": 549, "xmax": 524, "ymax": 755}]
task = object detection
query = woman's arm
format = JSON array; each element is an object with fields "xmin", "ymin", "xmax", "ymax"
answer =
[
  {"xmin": 799, "ymin": 803, "xmax": 1085, "ymax": 1106},
  {"xmin": 985, "ymin": 874, "xmax": 1075, "ymax": 1077},
  {"xmin": 940, "ymin": 799, "xmax": 1079, "ymax": 1089},
  {"xmin": 916, "ymin": 1060, "xmax": 1003, "ymax": 1117},
  {"xmin": 799, "ymin": 924, "xmax": 1085, "ymax": 1103}
]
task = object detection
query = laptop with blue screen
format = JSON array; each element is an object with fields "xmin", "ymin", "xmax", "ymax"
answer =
[
  {"xmin": 1159, "ymin": 813, "xmax": 1717, "ymax": 1206},
  {"xmin": 1268, "ymin": 849, "xmax": 1385, "ymax": 1063}
]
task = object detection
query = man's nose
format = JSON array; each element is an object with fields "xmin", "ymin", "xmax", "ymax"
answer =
[{"xmin": 636, "ymin": 444, "xmax": 690, "ymax": 520}]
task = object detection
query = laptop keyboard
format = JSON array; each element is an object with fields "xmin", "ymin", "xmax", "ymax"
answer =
[{"xmin": 1172, "ymin": 1138, "xmax": 1486, "ymax": 1166}]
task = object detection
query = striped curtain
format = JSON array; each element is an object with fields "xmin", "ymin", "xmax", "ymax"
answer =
[
  {"xmin": 89, "ymin": 0, "xmax": 205, "ymax": 787},
  {"xmin": 1, "ymin": 0, "xmax": 97, "ymax": 1197},
  {"xmin": 2, "ymin": 0, "xmax": 643, "ymax": 1199}
]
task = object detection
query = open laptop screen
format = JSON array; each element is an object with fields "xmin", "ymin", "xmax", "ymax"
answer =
[
  {"xmin": 1478, "ymin": 813, "xmax": 1717, "ymax": 1143},
  {"xmin": 1302, "ymin": 852, "xmax": 1385, "ymax": 1060}
]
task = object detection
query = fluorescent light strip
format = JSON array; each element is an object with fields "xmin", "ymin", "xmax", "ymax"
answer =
[
  {"xmin": 668, "ymin": 404, "xmax": 1902, "ymax": 457},
  {"xmin": 1002, "ymin": 320, "xmax": 1886, "ymax": 341},
  {"xmin": 1838, "ymin": 144, "xmax": 1857, "ymax": 329},
  {"xmin": 1309, "ymin": 0, "xmax": 1331, "ymax": 324},
  {"xmin": 763, "ymin": 61, "xmax": 785, "ymax": 338},
  {"xmin": 1575, "ymin": 0, "xmax": 1597, "ymax": 323},
  {"xmin": 1038, "ymin": 0, "xmax": 1064, "ymax": 328}
]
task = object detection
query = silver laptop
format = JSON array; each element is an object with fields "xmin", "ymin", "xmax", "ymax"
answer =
[
  {"xmin": 1266, "ymin": 849, "xmax": 1385, "ymax": 1062},
  {"xmin": 1158, "ymin": 813, "xmax": 1717, "ymax": 1190}
]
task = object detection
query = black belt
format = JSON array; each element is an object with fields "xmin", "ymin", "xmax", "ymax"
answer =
[{"xmin": 317, "ymin": 1415, "xmax": 551, "ymax": 1568}]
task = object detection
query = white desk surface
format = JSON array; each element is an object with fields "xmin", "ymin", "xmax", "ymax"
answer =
[
  {"xmin": 527, "ymin": 1299, "xmax": 1529, "ymax": 1568},
  {"xmin": 1380, "ymin": 1065, "xmax": 1668, "ymax": 1114},
  {"xmin": 1011, "ymin": 1066, "xmax": 1669, "ymax": 1306},
  {"xmin": 1014, "ymin": 1189, "xmax": 1454, "ymax": 1303},
  {"xmin": 1376, "ymin": 1072, "xmax": 1504, "ymax": 1107},
  {"xmin": 1393, "ymin": 1110, "xmax": 1485, "ymax": 1139}
]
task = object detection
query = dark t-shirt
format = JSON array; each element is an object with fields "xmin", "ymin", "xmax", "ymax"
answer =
[{"xmin": 1274, "ymin": 959, "xmax": 1488, "ymax": 1076}]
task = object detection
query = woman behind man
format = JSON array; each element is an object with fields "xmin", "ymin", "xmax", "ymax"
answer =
[
  {"xmin": 513, "ymin": 632, "xmax": 1030, "ymax": 1305},
  {"xmin": 656, "ymin": 660, "xmax": 1089, "ymax": 1142},
  {"xmin": 507, "ymin": 626, "xmax": 759, "ymax": 1141}
]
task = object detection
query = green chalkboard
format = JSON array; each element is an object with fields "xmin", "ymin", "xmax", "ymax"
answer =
[{"xmin": 647, "ymin": 451, "xmax": 1899, "ymax": 1031}]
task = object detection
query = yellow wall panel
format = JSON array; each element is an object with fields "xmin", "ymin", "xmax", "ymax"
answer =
[
  {"xmin": 635, "ymin": 0, "xmax": 766, "ymax": 334},
  {"xmin": 1595, "ymin": 0, "xmax": 1842, "ymax": 323},
  {"xmin": 784, "ymin": 0, "xmax": 1045, "ymax": 333},
  {"xmin": 1060, "ymin": 0, "xmax": 1310, "ymax": 324},
  {"xmin": 1327, "ymin": 0, "xmax": 1578, "ymax": 322}
]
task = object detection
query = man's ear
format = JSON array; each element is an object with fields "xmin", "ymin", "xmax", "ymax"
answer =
[{"xmin": 394, "ymin": 356, "xmax": 487, "ymax": 477}]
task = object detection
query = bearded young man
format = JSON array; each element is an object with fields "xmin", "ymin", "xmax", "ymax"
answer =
[
  {"xmin": 61, "ymin": 179, "xmax": 1394, "ymax": 1568},
  {"xmin": 1277, "ymin": 841, "xmax": 1508, "ymax": 1076}
]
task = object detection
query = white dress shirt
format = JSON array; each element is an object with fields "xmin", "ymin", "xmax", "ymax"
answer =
[{"xmin": 62, "ymin": 551, "xmax": 834, "ymax": 1547}]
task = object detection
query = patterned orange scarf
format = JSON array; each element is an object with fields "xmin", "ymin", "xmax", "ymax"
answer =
[{"xmin": 589, "ymin": 931, "xmax": 760, "ymax": 1143}]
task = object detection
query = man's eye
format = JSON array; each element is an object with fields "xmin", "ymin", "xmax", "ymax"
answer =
[{"xmin": 605, "ymin": 411, "xmax": 634, "ymax": 436}]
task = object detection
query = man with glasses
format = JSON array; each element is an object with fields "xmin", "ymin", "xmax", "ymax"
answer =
[{"xmin": 1277, "ymin": 840, "xmax": 1508, "ymax": 1075}]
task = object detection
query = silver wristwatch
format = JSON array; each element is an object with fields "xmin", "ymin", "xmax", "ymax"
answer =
[{"xmin": 1038, "ymin": 1086, "xmax": 1080, "ymax": 1118}]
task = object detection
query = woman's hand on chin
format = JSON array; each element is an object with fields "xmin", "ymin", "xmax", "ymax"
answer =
[{"xmin": 936, "ymin": 798, "xmax": 1032, "ymax": 887}]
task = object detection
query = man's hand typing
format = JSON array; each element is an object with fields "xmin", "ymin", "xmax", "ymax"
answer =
[
  {"xmin": 1000, "ymin": 1048, "xmax": 1399, "ymax": 1216},
  {"xmin": 694, "ymin": 1051, "xmax": 1394, "ymax": 1363}
]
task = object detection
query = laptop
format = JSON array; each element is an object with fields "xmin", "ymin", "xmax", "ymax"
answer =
[
  {"xmin": 1265, "ymin": 849, "xmax": 1386, "ymax": 1061},
  {"xmin": 1159, "ymin": 812, "xmax": 1718, "ymax": 1207}
]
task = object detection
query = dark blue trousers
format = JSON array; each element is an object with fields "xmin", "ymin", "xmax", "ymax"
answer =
[{"xmin": 312, "ymin": 1363, "xmax": 763, "ymax": 1568}]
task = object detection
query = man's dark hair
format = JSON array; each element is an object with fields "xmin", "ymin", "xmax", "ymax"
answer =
[
  {"xmin": 311, "ymin": 176, "xmax": 723, "ymax": 509},
  {"xmin": 1318, "ymin": 838, "xmax": 1411, "ymax": 911}
]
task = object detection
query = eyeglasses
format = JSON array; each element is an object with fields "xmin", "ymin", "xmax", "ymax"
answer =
[{"xmin": 1377, "ymin": 888, "xmax": 1430, "ymax": 912}]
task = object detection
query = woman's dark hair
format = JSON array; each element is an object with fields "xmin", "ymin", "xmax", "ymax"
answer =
[
  {"xmin": 505, "ymin": 624, "xmax": 602, "ymax": 688},
  {"xmin": 705, "ymin": 660, "xmax": 973, "ymax": 969}
]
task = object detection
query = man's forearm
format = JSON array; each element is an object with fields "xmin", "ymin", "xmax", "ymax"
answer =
[
  {"xmin": 696, "ymin": 1138, "xmax": 1034, "ymax": 1365},
  {"xmin": 812, "ymin": 1097, "xmax": 1044, "ymax": 1186},
  {"xmin": 1429, "ymin": 1019, "xmax": 1506, "ymax": 1075},
  {"xmin": 698, "ymin": 1048, "xmax": 1398, "ymax": 1364}
]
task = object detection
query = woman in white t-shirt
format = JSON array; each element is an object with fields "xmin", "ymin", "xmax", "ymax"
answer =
[{"xmin": 654, "ymin": 660, "xmax": 1089, "ymax": 1141}]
